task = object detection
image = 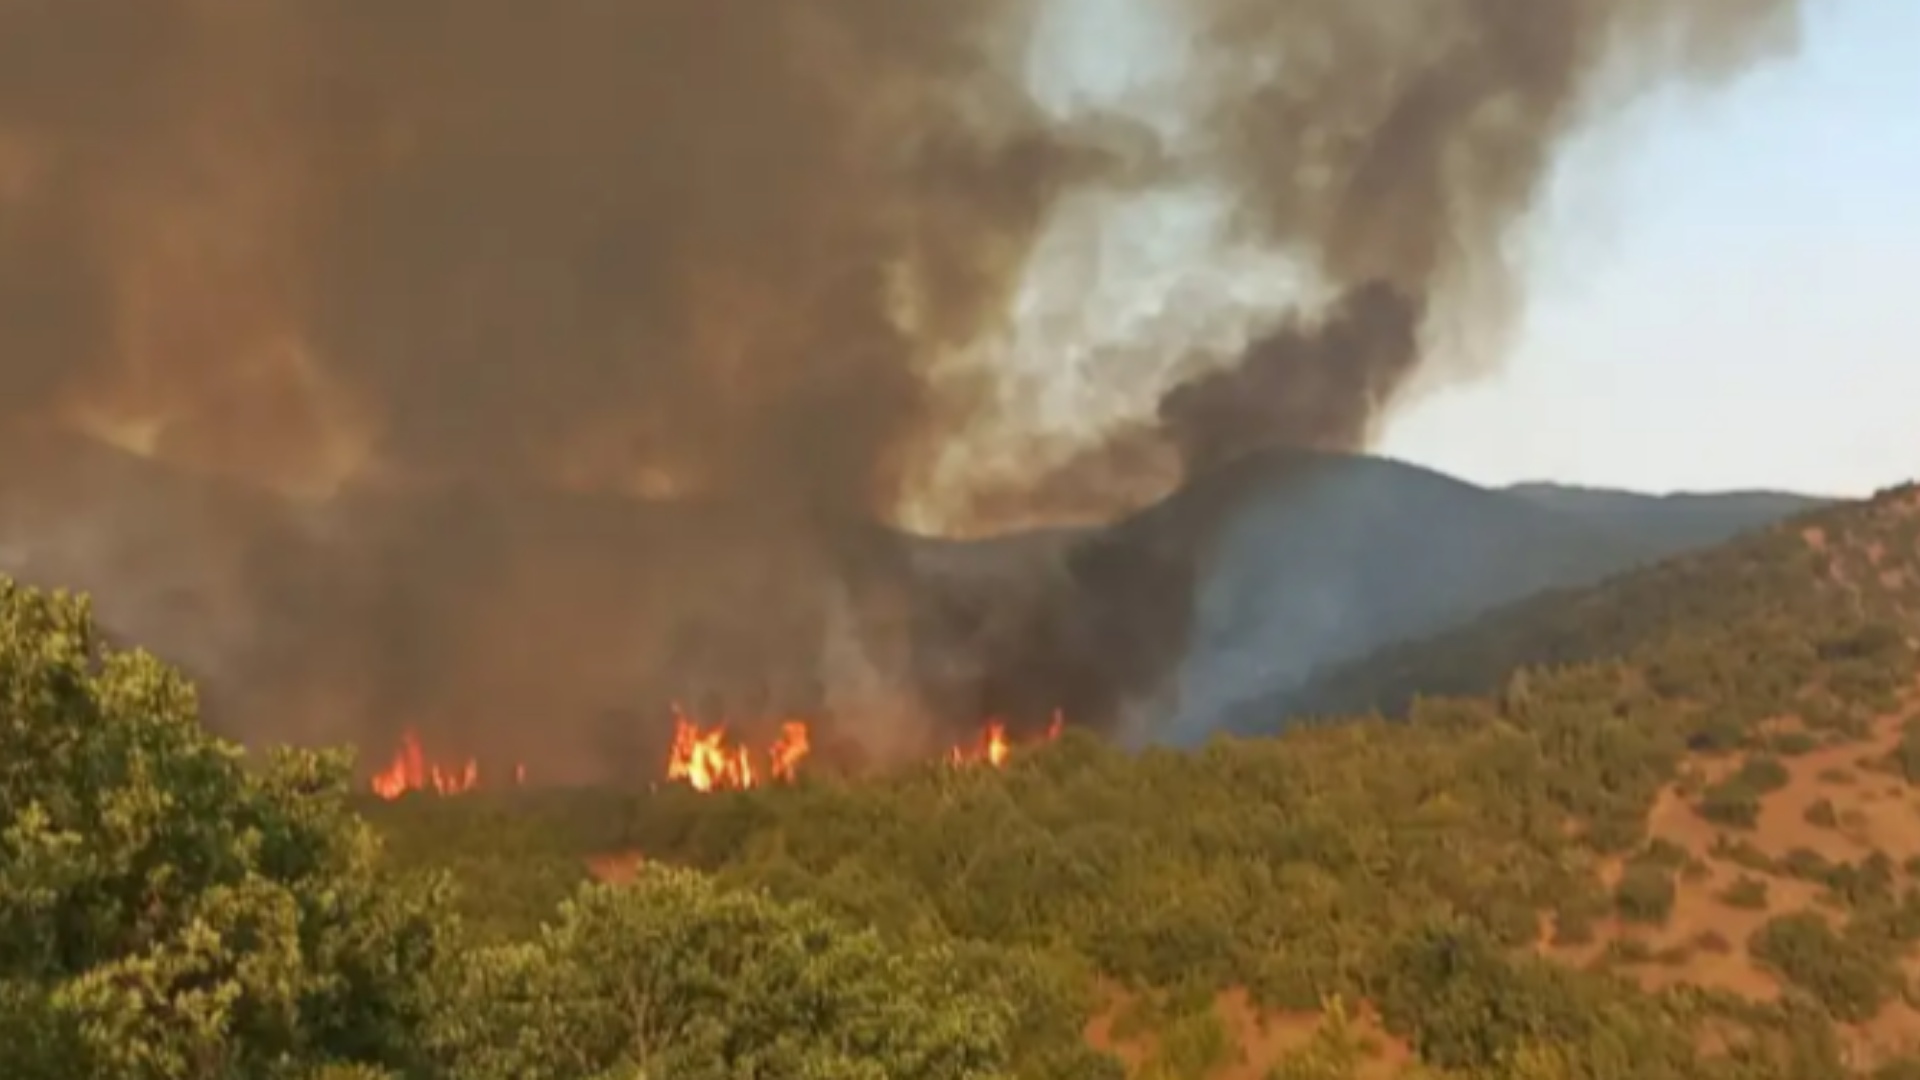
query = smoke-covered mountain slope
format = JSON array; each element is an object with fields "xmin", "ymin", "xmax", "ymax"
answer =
[
  {"xmin": 1505, "ymin": 482, "xmax": 1832, "ymax": 561},
  {"xmin": 1069, "ymin": 450, "xmax": 1818, "ymax": 742},
  {"xmin": 0, "ymin": 428, "xmax": 1827, "ymax": 755},
  {"xmin": 894, "ymin": 447, "xmax": 1831, "ymax": 743},
  {"xmin": 1264, "ymin": 481, "xmax": 1919, "ymax": 729}
]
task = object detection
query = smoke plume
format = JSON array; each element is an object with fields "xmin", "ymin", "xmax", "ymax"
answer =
[{"xmin": 0, "ymin": 0, "xmax": 1806, "ymax": 775}]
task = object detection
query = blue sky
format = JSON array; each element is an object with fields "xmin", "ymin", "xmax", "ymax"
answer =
[
  {"xmin": 1380, "ymin": 1, "xmax": 1920, "ymax": 498},
  {"xmin": 1027, "ymin": 1, "xmax": 1919, "ymax": 500}
]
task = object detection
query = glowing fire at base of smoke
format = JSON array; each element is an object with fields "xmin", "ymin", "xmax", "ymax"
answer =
[
  {"xmin": 367, "ymin": 709, "xmax": 1065, "ymax": 799},
  {"xmin": 946, "ymin": 711, "xmax": 1064, "ymax": 770},
  {"xmin": 665, "ymin": 706, "xmax": 810, "ymax": 793},
  {"xmin": 664, "ymin": 708, "xmax": 1066, "ymax": 793},
  {"xmin": 368, "ymin": 729, "xmax": 524, "ymax": 800}
]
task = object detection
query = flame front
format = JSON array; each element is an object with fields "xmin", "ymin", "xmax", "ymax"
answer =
[
  {"xmin": 770, "ymin": 720, "xmax": 810, "ymax": 782},
  {"xmin": 662, "ymin": 708, "xmax": 1064, "ymax": 793},
  {"xmin": 368, "ymin": 728, "xmax": 523, "ymax": 799},
  {"xmin": 948, "ymin": 711, "xmax": 1061, "ymax": 769},
  {"xmin": 665, "ymin": 706, "xmax": 810, "ymax": 793}
]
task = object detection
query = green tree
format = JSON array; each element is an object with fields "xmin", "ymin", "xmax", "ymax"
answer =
[
  {"xmin": 0, "ymin": 579, "xmax": 448, "ymax": 1080},
  {"xmin": 429, "ymin": 867, "xmax": 1016, "ymax": 1080}
]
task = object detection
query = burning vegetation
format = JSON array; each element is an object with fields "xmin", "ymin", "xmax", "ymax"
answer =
[
  {"xmin": 367, "ymin": 709, "xmax": 1066, "ymax": 798},
  {"xmin": 664, "ymin": 708, "xmax": 812, "ymax": 793},
  {"xmin": 367, "ymin": 729, "xmax": 523, "ymax": 800}
]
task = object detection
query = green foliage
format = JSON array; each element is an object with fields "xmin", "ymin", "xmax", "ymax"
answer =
[
  {"xmin": 1697, "ymin": 780, "xmax": 1762, "ymax": 829},
  {"xmin": 361, "ymin": 793, "xmax": 611, "ymax": 941},
  {"xmin": 1698, "ymin": 756, "xmax": 1792, "ymax": 830},
  {"xmin": 1614, "ymin": 862, "xmax": 1678, "ymax": 925},
  {"xmin": 1749, "ymin": 912, "xmax": 1901, "ymax": 1023},
  {"xmin": 1720, "ymin": 875, "xmax": 1771, "ymax": 910},
  {"xmin": 1370, "ymin": 922, "xmax": 1695, "ymax": 1076},
  {"xmin": 1713, "ymin": 835, "xmax": 1779, "ymax": 875},
  {"xmin": 1264, "ymin": 997, "xmax": 1368, "ymax": 1080},
  {"xmin": 1138, "ymin": 1006, "xmax": 1234, "ymax": 1080},
  {"xmin": 1739, "ymin": 755, "xmax": 1792, "ymax": 793},
  {"xmin": 1886, "ymin": 723, "xmax": 1920, "ymax": 784},
  {"xmin": 1804, "ymin": 798, "xmax": 1840, "ymax": 829},
  {"xmin": 427, "ymin": 868, "xmax": 1014, "ymax": 1080},
  {"xmin": 1771, "ymin": 730, "xmax": 1821, "ymax": 757},
  {"xmin": 0, "ymin": 579, "xmax": 449, "ymax": 1079}
]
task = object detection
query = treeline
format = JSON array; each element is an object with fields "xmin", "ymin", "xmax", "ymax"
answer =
[{"xmin": 5, "ymin": 485, "xmax": 1920, "ymax": 1078}]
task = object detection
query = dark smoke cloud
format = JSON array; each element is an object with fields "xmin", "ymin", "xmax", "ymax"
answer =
[
  {"xmin": 0, "ymin": 0, "xmax": 1134, "ymax": 772},
  {"xmin": 0, "ymin": 0, "xmax": 1138, "ymax": 505},
  {"xmin": 0, "ymin": 0, "xmax": 1806, "ymax": 774},
  {"xmin": 1159, "ymin": 285, "xmax": 1424, "ymax": 474}
]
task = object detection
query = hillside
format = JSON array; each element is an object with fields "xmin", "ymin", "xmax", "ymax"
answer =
[
  {"xmin": 898, "ymin": 449, "xmax": 1828, "ymax": 744},
  {"xmin": 1506, "ymin": 481, "xmax": 1833, "ymax": 562},
  {"xmin": 10, "ymin": 481, "xmax": 1920, "ymax": 1075},
  {"xmin": 0, "ymin": 432, "xmax": 1822, "ymax": 760},
  {"xmin": 1125, "ymin": 451, "xmax": 1689, "ymax": 742},
  {"xmin": 9, "ymin": 433, "xmax": 1901, "ymax": 1079},
  {"xmin": 346, "ymin": 481, "xmax": 1920, "ymax": 1078},
  {"xmin": 1276, "ymin": 484, "xmax": 1907, "ymax": 725}
]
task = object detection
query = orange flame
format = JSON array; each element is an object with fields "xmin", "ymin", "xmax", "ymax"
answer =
[
  {"xmin": 368, "ymin": 729, "xmax": 524, "ymax": 799},
  {"xmin": 663, "ymin": 707, "xmax": 1064, "ymax": 792},
  {"xmin": 770, "ymin": 720, "xmax": 811, "ymax": 782},
  {"xmin": 947, "ymin": 710, "xmax": 1063, "ymax": 769},
  {"xmin": 665, "ymin": 705, "xmax": 811, "ymax": 793}
]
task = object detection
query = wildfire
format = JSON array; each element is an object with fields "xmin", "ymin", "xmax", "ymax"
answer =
[
  {"xmin": 948, "ymin": 711, "xmax": 1062, "ymax": 768},
  {"xmin": 368, "ymin": 728, "xmax": 523, "ymax": 800},
  {"xmin": 664, "ymin": 707, "xmax": 1065, "ymax": 793},
  {"xmin": 949, "ymin": 721, "xmax": 1011, "ymax": 767},
  {"xmin": 665, "ymin": 706, "xmax": 812, "ymax": 793}
]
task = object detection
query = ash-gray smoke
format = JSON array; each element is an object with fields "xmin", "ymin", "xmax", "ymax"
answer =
[{"xmin": 0, "ymin": 0, "xmax": 1808, "ymax": 774}]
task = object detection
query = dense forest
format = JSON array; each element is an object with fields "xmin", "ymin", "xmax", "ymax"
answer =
[{"xmin": 6, "ymin": 481, "xmax": 1920, "ymax": 1079}]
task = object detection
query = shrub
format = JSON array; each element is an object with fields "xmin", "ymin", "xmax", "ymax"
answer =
[
  {"xmin": 1615, "ymin": 863, "xmax": 1677, "ymax": 925},
  {"xmin": 1698, "ymin": 782, "xmax": 1761, "ymax": 829},
  {"xmin": 427, "ymin": 870, "xmax": 1016, "ymax": 1080},
  {"xmin": 1693, "ymin": 930, "xmax": 1733, "ymax": 955},
  {"xmin": 1772, "ymin": 731, "xmax": 1820, "ymax": 757},
  {"xmin": 1719, "ymin": 876, "xmax": 1770, "ymax": 911},
  {"xmin": 1749, "ymin": 912, "xmax": 1900, "ymax": 1023}
]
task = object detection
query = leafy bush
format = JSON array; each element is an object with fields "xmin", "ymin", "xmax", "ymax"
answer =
[
  {"xmin": 1749, "ymin": 912, "xmax": 1900, "ymax": 1023},
  {"xmin": 1615, "ymin": 863, "xmax": 1678, "ymax": 925},
  {"xmin": 426, "ymin": 869, "xmax": 1015, "ymax": 1080},
  {"xmin": 1698, "ymin": 781, "xmax": 1762, "ymax": 828},
  {"xmin": 1719, "ymin": 876, "xmax": 1770, "ymax": 911}
]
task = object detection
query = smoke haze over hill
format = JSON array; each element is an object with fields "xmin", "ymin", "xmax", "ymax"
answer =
[{"xmin": 0, "ymin": 0, "xmax": 1809, "ymax": 772}]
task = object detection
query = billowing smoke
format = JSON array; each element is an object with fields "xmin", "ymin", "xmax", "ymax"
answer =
[
  {"xmin": 1159, "ymin": 285, "xmax": 1424, "ymax": 475},
  {"xmin": 0, "ymin": 0, "xmax": 1805, "ymax": 776}
]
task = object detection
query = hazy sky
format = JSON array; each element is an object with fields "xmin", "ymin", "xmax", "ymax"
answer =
[
  {"xmin": 1034, "ymin": 1, "xmax": 1919, "ymax": 499},
  {"xmin": 1378, "ymin": 1, "xmax": 1920, "ymax": 498}
]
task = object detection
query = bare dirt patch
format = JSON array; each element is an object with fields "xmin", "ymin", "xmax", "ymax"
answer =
[
  {"xmin": 1544, "ymin": 699, "xmax": 1920, "ymax": 1063},
  {"xmin": 1746, "ymin": 713, "xmax": 1916, "ymax": 865}
]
